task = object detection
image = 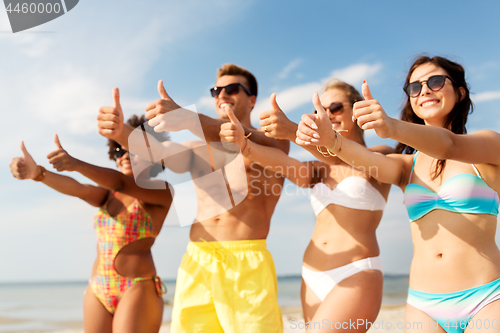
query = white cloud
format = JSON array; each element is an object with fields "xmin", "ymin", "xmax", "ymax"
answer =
[
  {"xmin": 0, "ymin": 5, "xmax": 11, "ymax": 31},
  {"xmin": 278, "ymin": 58, "xmax": 302, "ymax": 79},
  {"xmin": 473, "ymin": 91, "xmax": 500, "ymax": 103},
  {"xmin": 251, "ymin": 81, "xmax": 321, "ymax": 125},
  {"xmin": 195, "ymin": 96, "xmax": 215, "ymax": 114},
  {"xmin": 364, "ymin": 128, "xmax": 377, "ymax": 138},
  {"xmin": 329, "ymin": 63, "xmax": 383, "ymax": 86},
  {"xmin": 11, "ymin": 34, "xmax": 54, "ymax": 57},
  {"xmin": 251, "ymin": 62, "xmax": 383, "ymax": 125},
  {"xmin": 0, "ymin": 0, "xmax": 258, "ymax": 283}
]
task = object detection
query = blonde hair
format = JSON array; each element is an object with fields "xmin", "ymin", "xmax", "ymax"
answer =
[{"xmin": 321, "ymin": 79, "xmax": 365, "ymax": 142}]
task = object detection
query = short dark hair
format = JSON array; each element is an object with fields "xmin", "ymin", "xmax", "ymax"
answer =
[
  {"xmin": 107, "ymin": 115, "xmax": 170, "ymax": 177},
  {"xmin": 216, "ymin": 63, "xmax": 258, "ymax": 97}
]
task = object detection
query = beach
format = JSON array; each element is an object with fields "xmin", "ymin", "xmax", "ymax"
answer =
[
  {"xmin": 0, "ymin": 305, "xmax": 406, "ymax": 333},
  {"xmin": 0, "ymin": 276, "xmax": 408, "ymax": 333},
  {"xmin": 282, "ymin": 305, "xmax": 406, "ymax": 333}
]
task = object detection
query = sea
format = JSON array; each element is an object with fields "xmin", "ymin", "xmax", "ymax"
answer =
[{"xmin": 0, "ymin": 275, "xmax": 409, "ymax": 333}]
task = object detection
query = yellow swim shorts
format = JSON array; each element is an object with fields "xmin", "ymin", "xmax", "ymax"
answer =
[{"xmin": 170, "ymin": 239, "xmax": 283, "ymax": 333}]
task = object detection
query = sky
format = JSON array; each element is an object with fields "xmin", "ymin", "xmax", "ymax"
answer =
[{"xmin": 2, "ymin": 0, "xmax": 500, "ymax": 283}]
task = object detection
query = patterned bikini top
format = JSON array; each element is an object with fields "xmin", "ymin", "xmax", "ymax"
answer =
[
  {"xmin": 310, "ymin": 176, "xmax": 386, "ymax": 216},
  {"xmin": 93, "ymin": 195, "xmax": 157, "ymax": 263},
  {"xmin": 404, "ymin": 152, "xmax": 499, "ymax": 222}
]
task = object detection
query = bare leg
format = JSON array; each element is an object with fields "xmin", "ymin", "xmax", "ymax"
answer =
[
  {"xmin": 303, "ymin": 270, "xmax": 383, "ymax": 333},
  {"xmin": 113, "ymin": 279, "xmax": 164, "ymax": 333},
  {"xmin": 466, "ymin": 299, "xmax": 500, "ymax": 333},
  {"xmin": 83, "ymin": 287, "xmax": 113, "ymax": 333},
  {"xmin": 301, "ymin": 278, "xmax": 322, "ymax": 322},
  {"xmin": 404, "ymin": 304, "xmax": 445, "ymax": 333}
]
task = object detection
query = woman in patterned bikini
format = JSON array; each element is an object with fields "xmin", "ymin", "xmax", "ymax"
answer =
[{"xmin": 10, "ymin": 115, "xmax": 172, "ymax": 333}]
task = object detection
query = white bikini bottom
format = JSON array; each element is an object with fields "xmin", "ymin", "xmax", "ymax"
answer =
[{"xmin": 302, "ymin": 256, "xmax": 383, "ymax": 302}]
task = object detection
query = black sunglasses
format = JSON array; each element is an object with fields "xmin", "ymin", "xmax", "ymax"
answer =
[
  {"xmin": 314, "ymin": 102, "xmax": 348, "ymax": 115},
  {"xmin": 404, "ymin": 75, "xmax": 455, "ymax": 97},
  {"xmin": 210, "ymin": 83, "xmax": 252, "ymax": 98},
  {"xmin": 113, "ymin": 146, "xmax": 128, "ymax": 160}
]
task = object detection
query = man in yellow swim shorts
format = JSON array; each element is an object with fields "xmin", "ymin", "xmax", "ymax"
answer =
[{"xmin": 98, "ymin": 64, "xmax": 289, "ymax": 332}]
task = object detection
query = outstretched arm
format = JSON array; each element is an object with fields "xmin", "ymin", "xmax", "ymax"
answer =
[
  {"xmin": 220, "ymin": 105, "xmax": 314, "ymax": 188},
  {"xmin": 259, "ymin": 93, "xmax": 393, "ymax": 163},
  {"xmin": 48, "ymin": 135, "xmax": 171, "ymax": 208},
  {"xmin": 97, "ymin": 87, "xmax": 194, "ymax": 174},
  {"xmin": 258, "ymin": 93, "xmax": 338, "ymax": 164},
  {"xmin": 145, "ymin": 80, "xmax": 290, "ymax": 154},
  {"xmin": 297, "ymin": 91, "xmax": 410, "ymax": 188},
  {"xmin": 353, "ymin": 81, "xmax": 500, "ymax": 166},
  {"xmin": 10, "ymin": 141, "xmax": 108, "ymax": 207}
]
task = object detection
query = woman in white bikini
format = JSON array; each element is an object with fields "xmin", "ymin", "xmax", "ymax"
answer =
[{"xmin": 220, "ymin": 79, "xmax": 390, "ymax": 332}]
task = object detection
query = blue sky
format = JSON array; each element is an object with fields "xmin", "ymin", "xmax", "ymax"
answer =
[{"xmin": 1, "ymin": 0, "xmax": 500, "ymax": 283}]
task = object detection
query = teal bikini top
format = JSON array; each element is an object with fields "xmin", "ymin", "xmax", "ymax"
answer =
[{"xmin": 404, "ymin": 152, "xmax": 499, "ymax": 222}]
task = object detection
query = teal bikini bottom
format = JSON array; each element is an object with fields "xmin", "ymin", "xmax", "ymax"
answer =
[{"xmin": 407, "ymin": 277, "xmax": 500, "ymax": 333}]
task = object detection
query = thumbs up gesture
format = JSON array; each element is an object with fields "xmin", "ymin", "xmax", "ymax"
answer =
[
  {"xmin": 10, "ymin": 141, "xmax": 39, "ymax": 180},
  {"xmin": 259, "ymin": 93, "xmax": 296, "ymax": 141},
  {"xmin": 145, "ymin": 80, "xmax": 196, "ymax": 133},
  {"xmin": 295, "ymin": 91, "xmax": 332, "ymax": 146},
  {"xmin": 219, "ymin": 105, "xmax": 246, "ymax": 151},
  {"xmin": 352, "ymin": 80, "xmax": 394, "ymax": 139},
  {"xmin": 97, "ymin": 87, "xmax": 124, "ymax": 140},
  {"xmin": 47, "ymin": 134, "xmax": 78, "ymax": 172}
]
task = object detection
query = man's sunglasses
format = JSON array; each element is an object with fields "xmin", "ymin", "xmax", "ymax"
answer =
[
  {"xmin": 113, "ymin": 146, "xmax": 128, "ymax": 160},
  {"xmin": 403, "ymin": 75, "xmax": 455, "ymax": 97},
  {"xmin": 314, "ymin": 102, "xmax": 348, "ymax": 115},
  {"xmin": 210, "ymin": 83, "xmax": 252, "ymax": 98}
]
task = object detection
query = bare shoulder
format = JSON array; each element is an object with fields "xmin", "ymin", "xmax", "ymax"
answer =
[
  {"xmin": 368, "ymin": 144, "xmax": 395, "ymax": 155},
  {"xmin": 471, "ymin": 129, "xmax": 500, "ymax": 138}
]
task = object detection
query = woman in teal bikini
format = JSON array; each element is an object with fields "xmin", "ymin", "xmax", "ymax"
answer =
[{"xmin": 296, "ymin": 55, "xmax": 500, "ymax": 333}]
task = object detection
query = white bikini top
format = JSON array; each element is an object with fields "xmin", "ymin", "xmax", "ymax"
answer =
[{"xmin": 310, "ymin": 176, "xmax": 386, "ymax": 216}]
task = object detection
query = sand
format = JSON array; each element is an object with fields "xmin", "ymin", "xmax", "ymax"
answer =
[
  {"xmin": 281, "ymin": 305, "xmax": 406, "ymax": 333},
  {"xmin": 5, "ymin": 305, "xmax": 406, "ymax": 333}
]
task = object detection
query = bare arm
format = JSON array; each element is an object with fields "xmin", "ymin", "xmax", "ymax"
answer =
[
  {"xmin": 97, "ymin": 87, "xmax": 194, "ymax": 174},
  {"xmin": 10, "ymin": 142, "xmax": 108, "ymax": 207},
  {"xmin": 41, "ymin": 170, "xmax": 108, "ymax": 207},
  {"xmin": 220, "ymin": 106, "xmax": 313, "ymax": 188},
  {"xmin": 144, "ymin": 80, "xmax": 290, "ymax": 154},
  {"xmin": 353, "ymin": 81, "xmax": 500, "ymax": 166},
  {"xmin": 48, "ymin": 135, "xmax": 171, "ymax": 208},
  {"xmin": 258, "ymin": 93, "xmax": 392, "ymax": 163},
  {"xmin": 258, "ymin": 93, "xmax": 340, "ymax": 163},
  {"xmin": 297, "ymin": 92, "xmax": 411, "ymax": 188},
  {"xmin": 385, "ymin": 121, "xmax": 500, "ymax": 165}
]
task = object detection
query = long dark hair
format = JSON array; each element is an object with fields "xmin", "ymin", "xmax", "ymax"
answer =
[{"xmin": 395, "ymin": 55, "xmax": 474, "ymax": 180}]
